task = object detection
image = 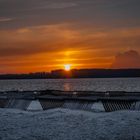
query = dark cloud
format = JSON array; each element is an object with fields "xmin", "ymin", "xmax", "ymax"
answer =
[
  {"xmin": 111, "ymin": 50, "xmax": 140, "ymax": 69},
  {"xmin": 0, "ymin": 0, "xmax": 140, "ymax": 29}
]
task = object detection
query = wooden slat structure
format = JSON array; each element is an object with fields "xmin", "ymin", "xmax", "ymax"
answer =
[{"xmin": 0, "ymin": 90, "xmax": 140, "ymax": 112}]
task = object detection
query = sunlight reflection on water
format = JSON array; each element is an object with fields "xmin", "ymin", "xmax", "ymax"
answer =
[{"xmin": 0, "ymin": 78, "xmax": 140, "ymax": 92}]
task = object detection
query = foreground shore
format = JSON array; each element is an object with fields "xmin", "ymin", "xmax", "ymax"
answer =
[{"xmin": 0, "ymin": 108, "xmax": 140, "ymax": 140}]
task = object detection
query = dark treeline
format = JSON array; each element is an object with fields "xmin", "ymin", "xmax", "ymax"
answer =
[{"xmin": 0, "ymin": 69, "xmax": 140, "ymax": 79}]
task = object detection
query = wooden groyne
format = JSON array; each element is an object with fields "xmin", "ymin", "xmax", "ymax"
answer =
[{"xmin": 0, "ymin": 90, "xmax": 140, "ymax": 112}]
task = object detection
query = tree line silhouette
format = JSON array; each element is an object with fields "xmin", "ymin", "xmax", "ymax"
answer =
[{"xmin": 0, "ymin": 69, "xmax": 140, "ymax": 79}]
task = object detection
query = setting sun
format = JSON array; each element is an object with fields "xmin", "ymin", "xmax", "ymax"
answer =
[{"xmin": 64, "ymin": 64, "xmax": 71, "ymax": 71}]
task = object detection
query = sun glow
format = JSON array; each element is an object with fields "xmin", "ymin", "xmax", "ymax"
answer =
[{"xmin": 64, "ymin": 64, "xmax": 71, "ymax": 71}]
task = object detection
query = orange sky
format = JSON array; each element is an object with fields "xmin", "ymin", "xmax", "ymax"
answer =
[
  {"xmin": 0, "ymin": 24, "xmax": 140, "ymax": 73},
  {"xmin": 0, "ymin": 0, "xmax": 140, "ymax": 73}
]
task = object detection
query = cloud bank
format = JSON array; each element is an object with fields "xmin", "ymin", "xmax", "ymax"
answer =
[
  {"xmin": 111, "ymin": 50, "xmax": 140, "ymax": 69},
  {"xmin": 0, "ymin": 0, "xmax": 140, "ymax": 29}
]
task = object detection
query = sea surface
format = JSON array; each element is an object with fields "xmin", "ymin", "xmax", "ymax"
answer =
[{"xmin": 0, "ymin": 78, "xmax": 140, "ymax": 92}]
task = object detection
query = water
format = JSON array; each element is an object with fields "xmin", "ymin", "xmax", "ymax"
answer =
[{"xmin": 0, "ymin": 78, "xmax": 140, "ymax": 92}]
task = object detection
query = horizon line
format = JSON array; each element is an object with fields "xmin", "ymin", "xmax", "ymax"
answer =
[{"xmin": 1, "ymin": 68, "xmax": 140, "ymax": 75}]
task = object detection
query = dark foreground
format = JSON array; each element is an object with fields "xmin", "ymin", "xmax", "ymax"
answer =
[{"xmin": 0, "ymin": 108, "xmax": 140, "ymax": 140}]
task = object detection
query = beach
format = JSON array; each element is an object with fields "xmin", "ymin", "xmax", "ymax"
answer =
[{"xmin": 0, "ymin": 108, "xmax": 140, "ymax": 140}]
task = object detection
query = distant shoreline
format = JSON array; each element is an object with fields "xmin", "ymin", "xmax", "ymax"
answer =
[
  {"xmin": 0, "ymin": 77, "xmax": 140, "ymax": 80},
  {"xmin": 0, "ymin": 69, "xmax": 140, "ymax": 80}
]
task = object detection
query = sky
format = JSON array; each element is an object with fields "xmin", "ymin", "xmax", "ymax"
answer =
[{"xmin": 0, "ymin": 0, "xmax": 140, "ymax": 73}]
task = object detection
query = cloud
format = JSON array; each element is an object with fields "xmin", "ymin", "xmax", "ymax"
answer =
[
  {"xmin": 43, "ymin": 2, "xmax": 77, "ymax": 9},
  {"xmin": 0, "ymin": 24, "xmax": 140, "ymax": 57},
  {"xmin": 0, "ymin": 0, "xmax": 140, "ymax": 29},
  {"xmin": 0, "ymin": 23, "xmax": 88, "ymax": 58},
  {"xmin": 0, "ymin": 17, "xmax": 13, "ymax": 22},
  {"xmin": 0, "ymin": 0, "xmax": 140, "ymax": 73},
  {"xmin": 0, "ymin": 23, "xmax": 140, "ymax": 72},
  {"xmin": 111, "ymin": 50, "xmax": 140, "ymax": 69}
]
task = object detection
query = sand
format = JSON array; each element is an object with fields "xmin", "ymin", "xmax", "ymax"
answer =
[{"xmin": 0, "ymin": 108, "xmax": 140, "ymax": 140}]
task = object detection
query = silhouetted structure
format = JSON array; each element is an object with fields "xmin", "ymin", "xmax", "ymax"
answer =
[
  {"xmin": 0, "ymin": 69, "xmax": 140, "ymax": 79},
  {"xmin": 51, "ymin": 69, "xmax": 140, "ymax": 78}
]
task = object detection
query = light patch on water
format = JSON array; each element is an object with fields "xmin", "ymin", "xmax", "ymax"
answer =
[{"xmin": 0, "ymin": 78, "xmax": 140, "ymax": 92}]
